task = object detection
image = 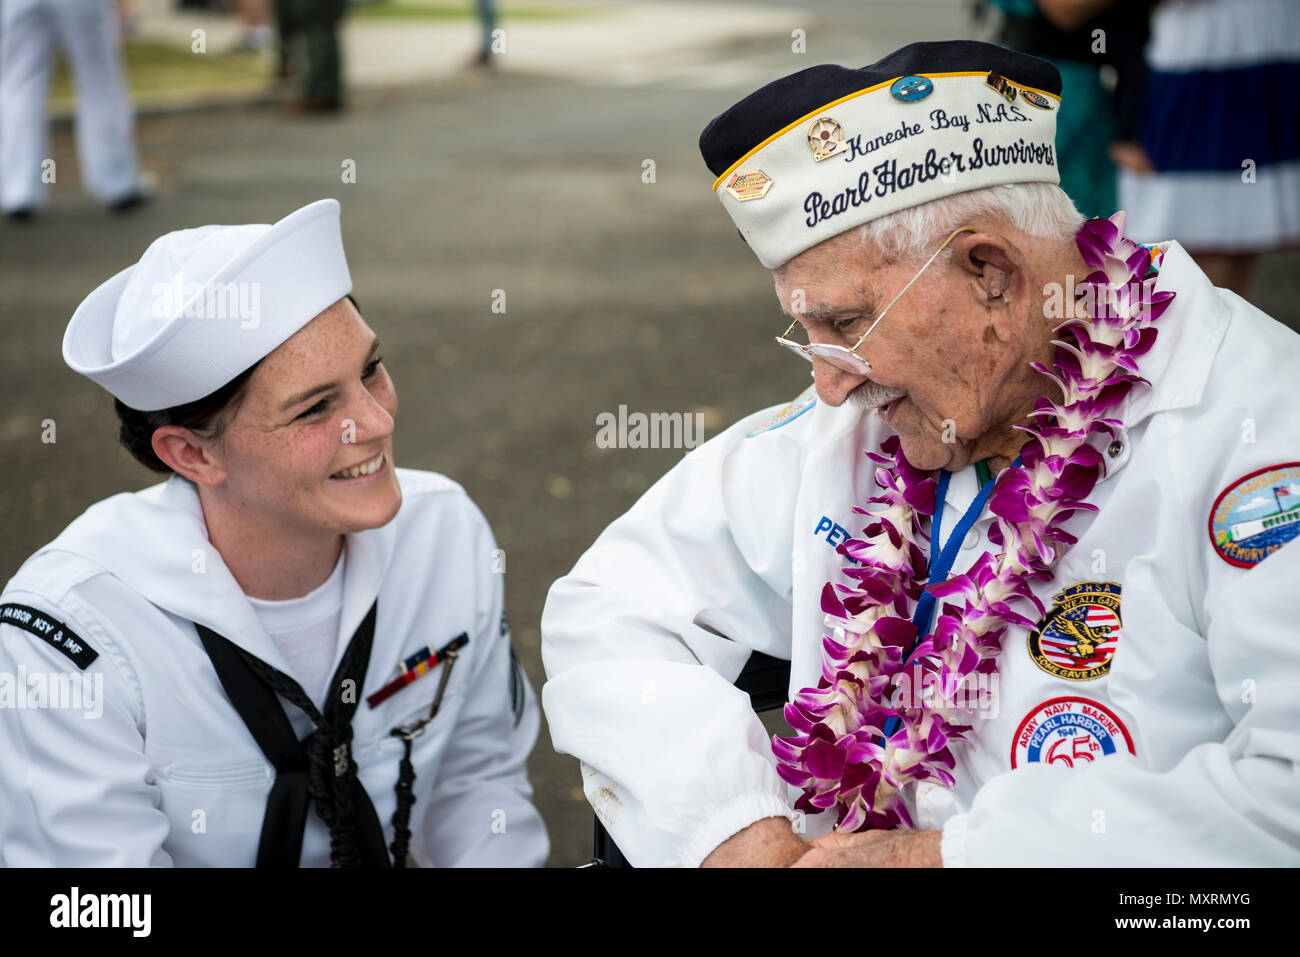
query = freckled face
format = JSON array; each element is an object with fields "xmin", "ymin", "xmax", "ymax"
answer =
[{"xmin": 212, "ymin": 297, "xmax": 402, "ymax": 536}]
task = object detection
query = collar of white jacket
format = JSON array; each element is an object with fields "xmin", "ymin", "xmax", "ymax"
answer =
[
  {"xmin": 36, "ymin": 472, "xmax": 397, "ymax": 672},
  {"xmin": 62, "ymin": 198, "xmax": 352, "ymax": 412}
]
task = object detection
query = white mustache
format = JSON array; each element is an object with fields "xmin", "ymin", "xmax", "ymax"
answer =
[{"xmin": 848, "ymin": 381, "xmax": 908, "ymax": 411}]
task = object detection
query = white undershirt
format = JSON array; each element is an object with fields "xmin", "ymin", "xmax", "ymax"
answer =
[{"xmin": 246, "ymin": 552, "xmax": 345, "ymax": 711}]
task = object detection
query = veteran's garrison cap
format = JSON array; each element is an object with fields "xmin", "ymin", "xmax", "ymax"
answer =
[{"xmin": 700, "ymin": 40, "xmax": 1063, "ymax": 268}]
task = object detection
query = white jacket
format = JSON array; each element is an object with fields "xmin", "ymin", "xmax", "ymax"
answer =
[
  {"xmin": 0, "ymin": 468, "xmax": 549, "ymax": 867},
  {"xmin": 541, "ymin": 240, "xmax": 1300, "ymax": 867}
]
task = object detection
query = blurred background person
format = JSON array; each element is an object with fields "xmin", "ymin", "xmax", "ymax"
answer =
[
  {"xmin": 471, "ymin": 0, "xmax": 498, "ymax": 68},
  {"xmin": 1117, "ymin": 0, "xmax": 1300, "ymax": 296},
  {"xmin": 233, "ymin": 0, "xmax": 274, "ymax": 52},
  {"xmin": 275, "ymin": 0, "xmax": 346, "ymax": 111},
  {"xmin": 977, "ymin": 0, "xmax": 1156, "ymax": 220},
  {"xmin": 116, "ymin": 0, "xmax": 141, "ymax": 37},
  {"xmin": 1, "ymin": 0, "xmax": 152, "ymax": 219}
]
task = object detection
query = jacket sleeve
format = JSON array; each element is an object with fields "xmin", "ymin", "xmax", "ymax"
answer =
[
  {"xmin": 415, "ymin": 508, "xmax": 549, "ymax": 868},
  {"xmin": 941, "ymin": 295, "xmax": 1300, "ymax": 867},
  {"xmin": 541, "ymin": 412, "xmax": 806, "ymax": 868},
  {"xmin": 940, "ymin": 527, "xmax": 1300, "ymax": 866},
  {"xmin": 0, "ymin": 593, "xmax": 174, "ymax": 867}
]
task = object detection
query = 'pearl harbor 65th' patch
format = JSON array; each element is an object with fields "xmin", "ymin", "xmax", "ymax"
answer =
[
  {"xmin": 1011, "ymin": 697, "xmax": 1135, "ymax": 769},
  {"xmin": 1027, "ymin": 581, "xmax": 1122, "ymax": 681},
  {"xmin": 1209, "ymin": 463, "xmax": 1300, "ymax": 567}
]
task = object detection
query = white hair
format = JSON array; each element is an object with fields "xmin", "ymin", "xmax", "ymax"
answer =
[{"xmin": 856, "ymin": 182, "xmax": 1084, "ymax": 263}]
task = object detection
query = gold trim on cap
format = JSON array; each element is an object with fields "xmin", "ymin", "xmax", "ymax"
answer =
[{"xmin": 711, "ymin": 71, "xmax": 1062, "ymax": 191}]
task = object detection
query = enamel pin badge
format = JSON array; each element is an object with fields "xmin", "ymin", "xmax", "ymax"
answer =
[
  {"xmin": 724, "ymin": 170, "xmax": 774, "ymax": 201},
  {"xmin": 806, "ymin": 116, "xmax": 848, "ymax": 162},
  {"xmin": 890, "ymin": 75, "xmax": 933, "ymax": 102},
  {"xmin": 1019, "ymin": 88, "xmax": 1053, "ymax": 110},
  {"xmin": 985, "ymin": 71, "xmax": 1018, "ymax": 102}
]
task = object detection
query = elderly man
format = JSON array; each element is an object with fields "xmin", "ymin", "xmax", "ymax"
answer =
[{"xmin": 541, "ymin": 41, "xmax": 1300, "ymax": 867}]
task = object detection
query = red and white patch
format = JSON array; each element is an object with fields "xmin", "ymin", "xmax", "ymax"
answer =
[
  {"xmin": 1011, "ymin": 696, "xmax": 1136, "ymax": 769},
  {"xmin": 1208, "ymin": 462, "xmax": 1300, "ymax": 567}
]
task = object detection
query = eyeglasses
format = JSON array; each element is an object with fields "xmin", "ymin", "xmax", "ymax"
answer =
[{"xmin": 775, "ymin": 225, "xmax": 976, "ymax": 376}]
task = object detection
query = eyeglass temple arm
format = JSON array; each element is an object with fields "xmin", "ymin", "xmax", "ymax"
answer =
[{"xmin": 850, "ymin": 226, "xmax": 977, "ymax": 348}]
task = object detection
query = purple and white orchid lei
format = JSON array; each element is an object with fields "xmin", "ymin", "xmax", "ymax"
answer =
[{"xmin": 772, "ymin": 212, "xmax": 1175, "ymax": 831}]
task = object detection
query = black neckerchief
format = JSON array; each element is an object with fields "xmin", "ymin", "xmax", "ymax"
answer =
[{"xmin": 195, "ymin": 600, "xmax": 402, "ymax": 867}]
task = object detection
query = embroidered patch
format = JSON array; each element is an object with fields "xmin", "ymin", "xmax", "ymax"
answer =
[
  {"xmin": 1011, "ymin": 696, "xmax": 1135, "ymax": 769},
  {"xmin": 1208, "ymin": 462, "xmax": 1300, "ymax": 567},
  {"xmin": 1027, "ymin": 581, "xmax": 1121, "ymax": 680},
  {"xmin": 746, "ymin": 386, "xmax": 816, "ymax": 438},
  {"xmin": 0, "ymin": 603, "xmax": 98, "ymax": 670}
]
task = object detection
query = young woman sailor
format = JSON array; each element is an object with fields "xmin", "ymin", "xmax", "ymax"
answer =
[{"xmin": 0, "ymin": 198, "xmax": 549, "ymax": 867}]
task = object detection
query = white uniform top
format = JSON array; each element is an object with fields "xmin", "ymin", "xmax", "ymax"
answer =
[
  {"xmin": 0, "ymin": 468, "xmax": 549, "ymax": 867},
  {"xmin": 541, "ymin": 240, "xmax": 1300, "ymax": 867},
  {"xmin": 0, "ymin": 0, "xmax": 141, "ymax": 211},
  {"xmin": 247, "ymin": 550, "xmax": 345, "ymax": 710}
]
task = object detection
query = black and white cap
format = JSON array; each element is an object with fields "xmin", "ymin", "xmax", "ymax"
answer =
[{"xmin": 700, "ymin": 40, "xmax": 1063, "ymax": 268}]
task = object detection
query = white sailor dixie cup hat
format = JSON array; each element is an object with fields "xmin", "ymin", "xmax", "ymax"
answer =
[
  {"xmin": 63, "ymin": 198, "xmax": 352, "ymax": 412},
  {"xmin": 699, "ymin": 40, "xmax": 1064, "ymax": 269}
]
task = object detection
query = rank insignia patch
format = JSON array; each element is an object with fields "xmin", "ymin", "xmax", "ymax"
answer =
[
  {"xmin": 1027, "ymin": 581, "xmax": 1121, "ymax": 680},
  {"xmin": 806, "ymin": 116, "xmax": 848, "ymax": 162},
  {"xmin": 1011, "ymin": 696, "xmax": 1135, "ymax": 769},
  {"xmin": 724, "ymin": 170, "xmax": 774, "ymax": 202},
  {"xmin": 1208, "ymin": 463, "xmax": 1300, "ymax": 567}
]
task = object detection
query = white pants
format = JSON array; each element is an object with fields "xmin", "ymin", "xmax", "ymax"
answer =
[{"xmin": 1, "ymin": 0, "xmax": 139, "ymax": 211}]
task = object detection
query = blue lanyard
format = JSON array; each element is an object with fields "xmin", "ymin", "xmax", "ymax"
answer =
[{"xmin": 880, "ymin": 455, "xmax": 1021, "ymax": 740}]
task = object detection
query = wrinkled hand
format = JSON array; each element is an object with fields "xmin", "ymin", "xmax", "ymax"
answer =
[{"xmin": 791, "ymin": 828, "xmax": 943, "ymax": 868}]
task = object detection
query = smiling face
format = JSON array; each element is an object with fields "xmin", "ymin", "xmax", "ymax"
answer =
[
  {"xmin": 772, "ymin": 224, "xmax": 1058, "ymax": 472},
  {"xmin": 203, "ymin": 296, "xmax": 402, "ymax": 537}
]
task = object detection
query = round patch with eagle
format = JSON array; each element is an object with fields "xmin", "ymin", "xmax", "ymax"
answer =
[{"xmin": 1027, "ymin": 581, "xmax": 1122, "ymax": 681}]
